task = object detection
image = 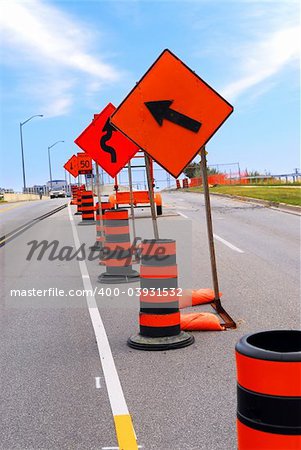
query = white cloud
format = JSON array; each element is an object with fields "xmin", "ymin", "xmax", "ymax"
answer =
[
  {"xmin": 0, "ymin": 0, "xmax": 120, "ymax": 116},
  {"xmin": 221, "ymin": 25, "xmax": 300, "ymax": 101}
]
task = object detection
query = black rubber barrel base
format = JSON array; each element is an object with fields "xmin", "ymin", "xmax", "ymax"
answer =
[
  {"xmin": 98, "ymin": 270, "xmax": 140, "ymax": 284},
  {"xmin": 78, "ymin": 220, "xmax": 96, "ymax": 226},
  {"xmin": 89, "ymin": 241, "xmax": 103, "ymax": 251},
  {"xmin": 127, "ymin": 331, "xmax": 194, "ymax": 351}
]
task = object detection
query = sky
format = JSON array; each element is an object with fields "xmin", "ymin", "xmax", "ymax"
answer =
[{"xmin": 0, "ymin": 0, "xmax": 300, "ymax": 191}]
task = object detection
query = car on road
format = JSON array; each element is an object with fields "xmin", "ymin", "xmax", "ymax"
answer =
[{"xmin": 49, "ymin": 189, "xmax": 66, "ymax": 199}]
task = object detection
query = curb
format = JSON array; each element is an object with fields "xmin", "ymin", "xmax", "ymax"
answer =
[{"xmin": 177, "ymin": 189, "xmax": 301, "ymax": 216}]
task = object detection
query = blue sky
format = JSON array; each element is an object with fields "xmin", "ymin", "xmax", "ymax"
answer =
[{"xmin": 0, "ymin": 0, "xmax": 299, "ymax": 191}]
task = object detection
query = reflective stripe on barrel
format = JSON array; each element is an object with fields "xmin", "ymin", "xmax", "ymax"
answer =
[
  {"xmin": 140, "ymin": 265, "xmax": 177, "ymax": 278},
  {"xmin": 105, "ymin": 210, "xmax": 128, "ymax": 220},
  {"xmin": 139, "ymin": 312, "xmax": 181, "ymax": 337},
  {"xmin": 101, "ymin": 201, "xmax": 112, "ymax": 214}
]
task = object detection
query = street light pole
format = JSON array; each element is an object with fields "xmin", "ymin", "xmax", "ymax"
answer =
[
  {"xmin": 20, "ymin": 123, "xmax": 26, "ymax": 191},
  {"xmin": 19, "ymin": 114, "xmax": 43, "ymax": 192},
  {"xmin": 48, "ymin": 146, "xmax": 53, "ymax": 191},
  {"xmin": 47, "ymin": 140, "xmax": 64, "ymax": 191}
]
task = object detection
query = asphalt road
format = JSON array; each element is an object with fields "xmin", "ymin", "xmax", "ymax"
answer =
[
  {"xmin": 0, "ymin": 192, "xmax": 300, "ymax": 449},
  {"xmin": 0, "ymin": 198, "xmax": 68, "ymax": 236}
]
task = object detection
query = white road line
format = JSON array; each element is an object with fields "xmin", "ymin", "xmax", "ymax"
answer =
[
  {"xmin": 102, "ymin": 447, "xmax": 119, "ymax": 450},
  {"xmin": 68, "ymin": 204, "xmax": 136, "ymax": 421},
  {"xmin": 95, "ymin": 377, "xmax": 102, "ymax": 389},
  {"xmin": 102, "ymin": 446, "xmax": 144, "ymax": 449},
  {"xmin": 177, "ymin": 210, "xmax": 243, "ymax": 253},
  {"xmin": 213, "ymin": 234, "xmax": 244, "ymax": 253},
  {"xmin": 177, "ymin": 211, "xmax": 189, "ymax": 219}
]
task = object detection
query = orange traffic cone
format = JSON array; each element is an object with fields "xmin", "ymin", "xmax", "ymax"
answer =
[{"xmin": 180, "ymin": 312, "xmax": 224, "ymax": 331}]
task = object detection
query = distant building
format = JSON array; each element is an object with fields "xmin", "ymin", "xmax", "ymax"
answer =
[
  {"xmin": 0, "ymin": 187, "xmax": 14, "ymax": 193},
  {"xmin": 22, "ymin": 185, "xmax": 47, "ymax": 194}
]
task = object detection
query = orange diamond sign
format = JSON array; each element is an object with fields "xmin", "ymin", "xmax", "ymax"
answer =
[
  {"xmin": 75, "ymin": 103, "xmax": 139, "ymax": 178},
  {"xmin": 64, "ymin": 154, "xmax": 78, "ymax": 178},
  {"xmin": 110, "ymin": 49, "xmax": 233, "ymax": 178}
]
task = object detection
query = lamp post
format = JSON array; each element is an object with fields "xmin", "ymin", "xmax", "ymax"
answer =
[
  {"xmin": 20, "ymin": 114, "xmax": 43, "ymax": 192},
  {"xmin": 48, "ymin": 140, "xmax": 64, "ymax": 191}
]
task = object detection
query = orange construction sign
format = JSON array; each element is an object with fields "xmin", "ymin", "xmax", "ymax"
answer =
[
  {"xmin": 74, "ymin": 103, "xmax": 139, "ymax": 178},
  {"xmin": 64, "ymin": 154, "xmax": 78, "ymax": 178},
  {"xmin": 77, "ymin": 152, "xmax": 93, "ymax": 174},
  {"xmin": 111, "ymin": 49, "xmax": 234, "ymax": 178}
]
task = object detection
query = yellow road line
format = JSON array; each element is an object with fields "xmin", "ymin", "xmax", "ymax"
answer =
[
  {"xmin": 114, "ymin": 415, "xmax": 138, "ymax": 450},
  {"xmin": 0, "ymin": 203, "xmax": 23, "ymax": 213}
]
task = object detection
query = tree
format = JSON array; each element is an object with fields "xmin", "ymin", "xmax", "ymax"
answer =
[
  {"xmin": 183, "ymin": 163, "xmax": 220, "ymax": 179},
  {"xmin": 245, "ymin": 169, "xmax": 261, "ymax": 177},
  {"xmin": 183, "ymin": 162, "xmax": 200, "ymax": 178}
]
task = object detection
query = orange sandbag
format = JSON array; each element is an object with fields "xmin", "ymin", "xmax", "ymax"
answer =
[
  {"xmin": 180, "ymin": 312, "xmax": 224, "ymax": 331},
  {"xmin": 179, "ymin": 289, "xmax": 222, "ymax": 309}
]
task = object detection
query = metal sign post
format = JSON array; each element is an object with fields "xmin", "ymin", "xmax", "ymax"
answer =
[
  {"xmin": 200, "ymin": 147, "xmax": 220, "ymax": 301},
  {"xmin": 90, "ymin": 166, "xmax": 94, "ymax": 193},
  {"xmin": 127, "ymin": 160, "xmax": 137, "ymax": 242},
  {"xmin": 95, "ymin": 162, "xmax": 104, "ymax": 242},
  {"xmin": 200, "ymin": 146, "xmax": 236, "ymax": 328},
  {"xmin": 144, "ymin": 153, "xmax": 159, "ymax": 239}
]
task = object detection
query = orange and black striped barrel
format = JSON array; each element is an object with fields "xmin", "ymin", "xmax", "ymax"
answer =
[
  {"xmin": 75, "ymin": 189, "xmax": 83, "ymax": 215},
  {"xmin": 81, "ymin": 190, "xmax": 95, "ymax": 221},
  {"xmin": 70, "ymin": 185, "xmax": 78, "ymax": 205},
  {"xmin": 98, "ymin": 208, "xmax": 139, "ymax": 283},
  {"xmin": 139, "ymin": 239, "xmax": 180, "ymax": 337},
  {"xmin": 101, "ymin": 201, "xmax": 113, "ymax": 215},
  {"xmin": 183, "ymin": 178, "xmax": 189, "ymax": 188},
  {"xmin": 176, "ymin": 179, "xmax": 181, "ymax": 189},
  {"xmin": 95, "ymin": 202, "xmax": 105, "ymax": 244},
  {"xmin": 127, "ymin": 239, "xmax": 194, "ymax": 350},
  {"xmin": 90, "ymin": 201, "xmax": 105, "ymax": 251},
  {"xmin": 236, "ymin": 330, "xmax": 301, "ymax": 449}
]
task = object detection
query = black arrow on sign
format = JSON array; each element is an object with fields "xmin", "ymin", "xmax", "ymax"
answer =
[
  {"xmin": 100, "ymin": 118, "xmax": 117, "ymax": 163},
  {"xmin": 144, "ymin": 100, "xmax": 201, "ymax": 133}
]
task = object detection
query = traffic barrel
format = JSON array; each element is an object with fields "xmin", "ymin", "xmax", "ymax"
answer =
[
  {"xmin": 176, "ymin": 179, "xmax": 181, "ymax": 189},
  {"xmin": 90, "ymin": 201, "xmax": 105, "ymax": 251},
  {"xmin": 98, "ymin": 208, "xmax": 139, "ymax": 284},
  {"xmin": 128, "ymin": 239, "xmax": 194, "ymax": 350},
  {"xmin": 100, "ymin": 200, "xmax": 113, "ymax": 215},
  {"xmin": 74, "ymin": 189, "xmax": 83, "ymax": 215},
  {"xmin": 236, "ymin": 330, "xmax": 301, "ymax": 449},
  {"xmin": 79, "ymin": 190, "xmax": 95, "ymax": 225},
  {"xmin": 70, "ymin": 185, "xmax": 78, "ymax": 205},
  {"xmin": 183, "ymin": 178, "xmax": 189, "ymax": 188}
]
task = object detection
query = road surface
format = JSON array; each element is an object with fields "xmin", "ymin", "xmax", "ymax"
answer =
[{"xmin": 0, "ymin": 192, "xmax": 300, "ymax": 449}]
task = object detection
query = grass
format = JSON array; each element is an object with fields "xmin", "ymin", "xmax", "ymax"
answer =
[{"xmin": 188, "ymin": 185, "xmax": 301, "ymax": 206}]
